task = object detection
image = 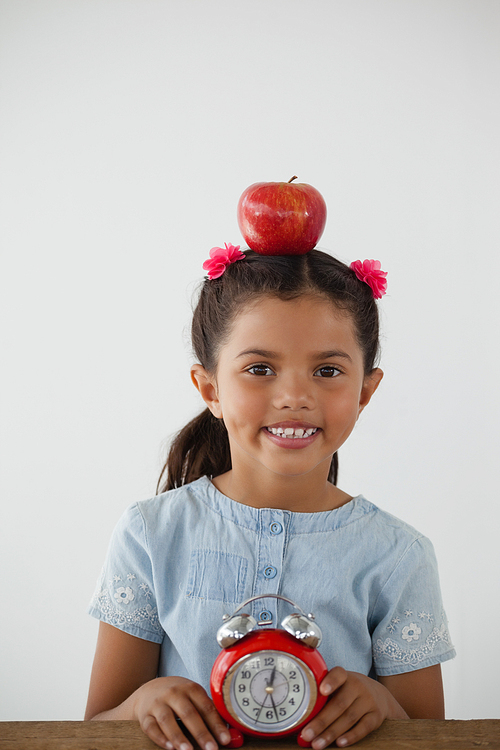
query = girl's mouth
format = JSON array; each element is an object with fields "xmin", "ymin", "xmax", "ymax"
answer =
[
  {"xmin": 263, "ymin": 424, "xmax": 320, "ymax": 449},
  {"xmin": 265, "ymin": 426, "xmax": 318, "ymax": 439}
]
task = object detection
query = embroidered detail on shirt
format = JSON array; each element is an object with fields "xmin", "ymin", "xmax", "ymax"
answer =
[
  {"xmin": 403, "ymin": 610, "xmax": 413, "ymax": 618},
  {"xmin": 418, "ymin": 611, "xmax": 433, "ymax": 622},
  {"xmin": 139, "ymin": 582, "xmax": 153, "ymax": 599},
  {"xmin": 387, "ymin": 617, "xmax": 400, "ymax": 633},
  {"xmin": 401, "ymin": 623, "xmax": 421, "ymax": 643},
  {"xmin": 373, "ymin": 622, "xmax": 453, "ymax": 668},
  {"xmin": 91, "ymin": 586, "xmax": 162, "ymax": 634},
  {"xmin": 114, "ymin": 586, "xmax": 135, "ymax": 605}
]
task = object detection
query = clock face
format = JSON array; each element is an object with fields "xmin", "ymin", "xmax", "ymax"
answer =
[{"xmin": 222, "ymin": 649, "xmax": 318, "ymax": 733}]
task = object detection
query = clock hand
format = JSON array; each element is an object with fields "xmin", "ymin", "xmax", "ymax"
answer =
[
  {"xmin": 268, "ymin": 666, "xmax": 280, "ymax": 720},
  {"xmin": 253, "ymin": 703, "xmax": 264, "ymax": 724},
  {"xmin": 265, "ymin": 668, "xmax": 280, "ymax": 722},
  {"xmin": 253, "ymin": 687, "xmax": 269, "ymax": 723},
  {"xmin": 269, "ymin": 691, "xmax": 279, "ymax": 722},
  {"xmin": 253, "ymin": 694, "xmax": 270, "ymax": 724},
  {"xmin": 253, "ymin": 670, "xmax": 275, "ymax": 724}
]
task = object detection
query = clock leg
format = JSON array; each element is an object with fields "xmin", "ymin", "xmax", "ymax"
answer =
[
  {"xmin": 227, "ymin": 728, "xmax": 244, "ymax": 748},
  {"xmin": 296, "ymin": 734, "xmax": 312, "ymax": 748}
]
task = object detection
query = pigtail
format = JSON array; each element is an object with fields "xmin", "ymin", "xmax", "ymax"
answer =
[
  {"xmin": 156, "ymin": 408, "xmax": 231, "ymax": 493},
  {"xmin": 329, "ymin": 453, "xmax": 338, "ymax": 486}
]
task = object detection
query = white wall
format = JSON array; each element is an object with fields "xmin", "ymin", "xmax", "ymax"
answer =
[{"xmin": 1, "ymin": 0, "xmax": 499, "ymax": 722}]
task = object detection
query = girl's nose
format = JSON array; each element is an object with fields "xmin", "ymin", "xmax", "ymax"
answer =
[{"xmin": 272, "ymin": 374, "xmax": 314, "ymax": 411}]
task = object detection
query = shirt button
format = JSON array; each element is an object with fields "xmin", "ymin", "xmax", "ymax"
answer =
[
  {"xmin": 259, "ymin": 609, "xmax": 273, "ymax": 623},
  {"xmin": 270, "ymin": 522, "xmax": 283, "ymax": 535},
  {"xmin": 263, "ymin": 565, "xmax": 277, "ymax": 579}
]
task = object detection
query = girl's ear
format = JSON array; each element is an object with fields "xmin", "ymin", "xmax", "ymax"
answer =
[
  {"xmin": 190, "ymin": 364, "xmax": 223, "ymax": 419},
  {"xmin": 358, "ymin": 367, "xmax": 384, "ymax": 417}
]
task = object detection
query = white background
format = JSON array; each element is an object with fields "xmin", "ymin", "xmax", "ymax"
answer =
[{"xmin": 1, "ymin": 0, "xmax": 499, "ymax": 722}]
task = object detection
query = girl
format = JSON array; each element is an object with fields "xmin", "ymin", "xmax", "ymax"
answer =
[{"xmin": 85, "ymin": 248, "xmax": 455, "ymax": 749}]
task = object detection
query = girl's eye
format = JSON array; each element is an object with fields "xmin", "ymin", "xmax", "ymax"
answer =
[
  {"xmin": 314, "ymin": 366, "xmax": 341, "ymax": 378},
  {"xmin": 247, "ymin": 364, "xmax": 275, "ymax": 376}
]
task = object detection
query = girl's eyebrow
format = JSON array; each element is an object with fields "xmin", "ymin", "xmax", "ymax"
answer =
[
  {"xmin": 235, "ymin": 348, "xmax": 353, "ymax": 362},
  {"xmin": 317, "ymin": 350, "xmax": 353, "ymax": 362},
  {"xmin": 236, "ymin": 348, "xmax": 279, "ymax": 359}
]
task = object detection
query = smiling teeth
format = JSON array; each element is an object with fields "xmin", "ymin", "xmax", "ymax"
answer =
[{"xmin": 267, "ymin": 427, "xmax": 318, "ymax": 438}]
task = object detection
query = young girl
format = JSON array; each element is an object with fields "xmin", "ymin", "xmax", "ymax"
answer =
[{"xmin": 85, "ymin": 247, "xmax": 455, "ymax": 749}]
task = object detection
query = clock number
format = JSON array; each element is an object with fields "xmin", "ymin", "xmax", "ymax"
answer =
[
  {"xmin": 279, "ymin": 708, "xmax": 286, "ymax": 716},
  {"xmin": 293, "ymin": 683, "xmax": 300, "ymax": 692},
  {"xmin": 289, "ymin": 670, "xmax": 297, "ymax": 679},
  {"xmin": 242, "ymin": 698, "xmax": 249, "ymax": 706},
  {"xmin": 289, "ymin": 698, "xmax": 296, "ymax": 705},
  {"xmin": 240, "ymin": 670, "xmax": 251, "ymax": 679},
  {"xmin": 238, "ymin": 684, "xmax": 246, "ymax": 693},
  {"xmin": 266, "ymin": 710, "xmax": 273, "ymax": 720},
  {"xmin": 264, "ymin": 657, "xmax": 275, "ymax": 666}
]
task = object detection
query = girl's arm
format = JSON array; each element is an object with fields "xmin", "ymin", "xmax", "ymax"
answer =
[
  {"xmin": 299, "ymin": 664, "xmax": 444, "ymax": 749},
  {"xmin": 85, "ymin": 622, "xmax": 160, "ymax": 719},
  {"xmin": 379, "ymin": 664, "xmax": 444, "ymax": 719},
  {"xmin": 85, "ymin": 622, "xmax": 231, "ymax": 750}
]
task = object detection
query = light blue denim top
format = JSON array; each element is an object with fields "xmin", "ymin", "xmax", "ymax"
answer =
[{"xmin": 89, "ymin": 476, "xmax": 455, "ymax": 692}]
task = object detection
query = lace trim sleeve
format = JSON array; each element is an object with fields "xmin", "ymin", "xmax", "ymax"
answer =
[
  {"xmin": 370, "ymin": 537, "xmax": 456, "ymax": 675},
  {"xmin": 89, "ymin": 571, "xmax": 164, "ymax": 643},
  {"xmin": 373, "ymin": 609, "xmax": 455, "ymax": 672},
  {"xmin": 88, "ymin": 503, "xmax": 165, "ymax": 643}
]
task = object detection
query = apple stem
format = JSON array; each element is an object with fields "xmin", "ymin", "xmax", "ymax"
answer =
[{"xmin": 288, "ymin": 176, "xmax": 298, "ymax": 183}]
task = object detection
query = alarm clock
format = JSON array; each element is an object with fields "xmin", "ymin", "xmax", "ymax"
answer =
[{"xmin": 210, "ymin": 595, "xmax": 328, "ymax": 747}]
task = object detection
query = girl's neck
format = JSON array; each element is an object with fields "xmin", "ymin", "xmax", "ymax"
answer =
[{"xmin": 211, "ymin": 467, "xmax": 352, "ymax": 513}]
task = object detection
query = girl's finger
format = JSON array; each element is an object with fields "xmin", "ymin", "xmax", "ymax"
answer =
[
  {"xmin": 192, "ymin": 693, "xmax": 232, "ymax": 745},
  {"xmin": 320, "ymin": 667, "xmax": 348, "ymax": 696},
  {"xmin": 147, "ymin": 703, "xmax": 201, "ymax": 750},
  {"xmin": 334, "ymin": 711, "xmax": 381, "ymax": 748},
  {"xmin": 141, "ymin": 712, "xmax": 178, "ymax": 750},
  {"xmin": 166, "ymin": 694, "xmax": 221, "ymax": 750},
  {"xmin": 310, "ymin": 697, "xmax": 379, "ymax": 750},
  {"xmin": 301, "ymin": 676, "xmax": 357, "ymax": 743}
]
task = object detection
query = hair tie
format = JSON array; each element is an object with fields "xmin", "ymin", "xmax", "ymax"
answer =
[
  {"xmin": 202, "ymin": 247, "xmax": 388, "ymax": 299},
  {"xmin": 202, "ymin": 243, "xmax": 246, "ymax": 280},
  {"xmin": 349, "ymin": 259, "xmax": 387, "ymax": 299}
]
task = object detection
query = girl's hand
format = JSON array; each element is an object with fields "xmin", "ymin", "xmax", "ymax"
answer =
[
  {"xmin": 131, "ymin": 676, "xmax": 232, "ymax": 750},
  {"xmin": 299, "ymin": 668, "xmax": 408, "ymax": 748}
]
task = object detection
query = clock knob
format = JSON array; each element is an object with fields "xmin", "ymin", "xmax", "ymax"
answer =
[
  {"xmin": 281, "ymin": 613, "xmax": 323, "ymax": 648},
  {"xmin": 216, "ymin": 612, "xmax": 257, "ymax": 648}
]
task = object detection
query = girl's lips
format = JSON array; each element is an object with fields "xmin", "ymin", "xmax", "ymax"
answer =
[
  {"xmin": 262, "ymin": 424, "xmax": 321, "ymax": 449},
  {"xmin": 266, "ymin": 425, "xmax": 318, "ymax": 438},
  {"xmin": 266, "ymin": 421, "xmax": 318, "ymax": 432}
]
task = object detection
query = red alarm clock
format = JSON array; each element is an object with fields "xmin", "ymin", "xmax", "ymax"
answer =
[{"xmin": 210, "ymin": 595, "xmax": 328, "ymax": 748}]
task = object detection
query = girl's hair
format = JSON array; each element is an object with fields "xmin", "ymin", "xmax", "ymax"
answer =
[{"xmin": 157, "ymin": 249, "xmax": 380, "ymax": 493}]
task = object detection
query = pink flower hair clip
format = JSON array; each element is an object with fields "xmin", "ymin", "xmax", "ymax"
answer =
[
  {"xmin": 202, "ymin": 243, "xmax": 246, "ymax": 280},
  {"xmin": 349, "ymin": 259, "xmax": 388, "ymax": 299}
]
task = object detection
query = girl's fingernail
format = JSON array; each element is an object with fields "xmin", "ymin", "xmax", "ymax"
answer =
[
  {"xmin": 337, "ymin": 739, "xmax": 349, "ymax": 747},
  {"xmin": 314, "ymin": 739, "xmax": 326, "ymax": 750},
  {"xmin": 301, "ymin": 729, "xmax": 314, "ymax": 742},
  {"xmin": 165, "ymin": 743, "xmax": 174, "ymax": 750},
  {"xmin": 220, "ymin": 732, "xmax": 231, "ymax": 744},
  {"xmin": 206, "ymin": 743, "xmax": 217, "ymax": 750},
  {"xmin": 180, "ymin": 744, "xmax": 191, "ymax": 750}
]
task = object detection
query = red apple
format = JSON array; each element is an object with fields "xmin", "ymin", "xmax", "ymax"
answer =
[{"xmin": 237, "ymin": 177, "xmax": 327, "ymax": 255}]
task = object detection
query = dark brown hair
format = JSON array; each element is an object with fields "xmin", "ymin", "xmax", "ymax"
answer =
[{"xmin": 157, "ymin": 249, "xmax": 381, "ymax": 493}]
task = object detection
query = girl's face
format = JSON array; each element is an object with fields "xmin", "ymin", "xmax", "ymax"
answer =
[{"xmin": 192, "ymin": 294, "xmax": 382, "ymax": 486}]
